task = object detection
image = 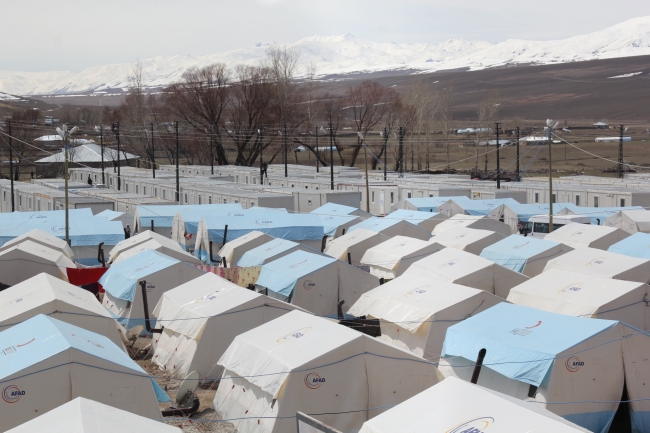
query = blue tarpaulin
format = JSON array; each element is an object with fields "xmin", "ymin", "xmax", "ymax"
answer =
[
  {"xmin": 499, "ymin": 202, "xmax": 573, "ymax": 222},
  {"xmin": 0, "ymin": 209, "xmax": 124, "ymax": 247},
  {"xmin": 561, "ymin": 204, "xmax": 644, "ymax": 225},
  {"xmin": 608, "ymin": 232, "xmax": 650, "ymax": 259},
  {"xmin": 387, "ymin": 209, "xmax": 442, "ymax": 225},
  {"xmin": 441, "ymin": 303, "xmax": 618, "ymax": 387},
  {"xmin": 311, "ymin": 203, "xmax": 360, "ymax": 216},
  {"xmin": 315, "ymin": 214, "xmax": 359, "ymax": 237},
  {"xmin": 444, "ymin": 197, "xmax": 521, "ymax": 216},
  {"xmin": 237, "ymin": 238, "xmax": 300, "ymax": 267},
  {"xmin": 480, "ymin": 235, "xmax": 563, "ymax": 272},
  {"xmin": 136, "ymin": 203, "xmax": 242, "ymax": 232},
  {"xmin": 256, "ymin": 250, "xmax": 335, "ymax": 298},
  {"xmin": 400, "ymin": 196, "xmax": 468, "ymax": 212},
  {"xmin": 99, "ymin": 249, "xmax": 180, "ymax": 302},
  {"xmin": 0, "ymin": 314, "xmax": 169, "ymax": 402}
]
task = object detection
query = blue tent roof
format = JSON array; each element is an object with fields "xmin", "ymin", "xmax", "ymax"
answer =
[
  {"xmin": 479, "ymin": 235, "xmax": 563, "ymax": 272},
  {"xmin": 256, "ymin": 250, "xmax": 336, "ymax": 298},
  {"xmin": 0, "ymin": 209, "xmax": 124, "ymax": 247},
  {"xmin": 445, "ymin": 197, "xmax": 521, "ymax": 216},
  {"xmin": 99, "ymin": 249, "xmax": 181, "ymax": 301},
  {"xmin": 136, "ymin": 204, "xmax": 243, "ymax": 230},
  {"xmin": 561, "ymin": 204, "xmax": 644, "ymax": 225},
  {"xmin": 388, "ymin": 209, "xmax": 442, "ymax": 225},
  {"xmin": 200, "ymin": 213, "xmax": 324, "ymax": 245},
  {"xmin": 237, "ymin": 238, "xmax": 300, "ymax": 267},
  {"xmin": 315, "ymin": 214, "xmax": 359, "ymax": 237},
  {"xmin": 499, "ymin": 203, "xmax": 573, "ymax": 222},
  {"xmin": 441, "ymin": 303, "xmax": 618, "ymax": 386},
  {"xmin": 311, "ymin": 203, "xmax": 359, "ymax": 216},
  {"xmin": 0, "ymin": 314, "xmax": 169, "ymax": 402},
  {"xmin": 608, "ymin": 232, "xmax": 650, "ymax": 259},
  {"xmin": 402, "ymin": 197, "xmax": 467, "ymax": 212},
  {"xmin": 348, "ymin": 217, "xmax": 402, "ymax": 233}
]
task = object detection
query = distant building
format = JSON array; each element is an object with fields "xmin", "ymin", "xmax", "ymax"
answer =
[
  {"xmin": 34, "ymin": 143, "xmax": 139, "ymax": 177},
  {"xmin": 593, "ymin": 121, "xmax": 609, "ymax": 129}
]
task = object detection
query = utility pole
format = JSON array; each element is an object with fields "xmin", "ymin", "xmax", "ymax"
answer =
[
  {"xmin": 209, "ymin": 123, "xmax": 214, "ymax": 176},
  {"xmin": 495, "ymin": 122, "xmax": 501, "ymax": 189},
  {"xmin": 151, "ymin": 123, "xmax": 155, "ymax": 179},
  {"xmin": 7, "ymin": 120, "xmax": 14, "ymax": 212},
  {"xmin": 175, "ymin": 121, "xmax": 180, "ymax": 203},
  {"xmin": 359, "ymin": 133, "xmax": 370, "ymax": 213},
  {"xmin": 284, "ymin": 124, "xmax": 288, "ymax": 178},
  {"xmin": 100, "ymin": 125, "xmax": 105, "ymax": 184},
  {"xmin": 548, "ymin": 121, "xmax": 554, "ymax": 232},
  {"xmin": 618, "ymin": 124, "xmax": 625, "ymax": 179},
  {"xmin": 259, "ymin": 129, "xmax": 264, "ymax": 185},
  {"xmin": 329, "ymin": 122, "xmax": 334, "ymax": 190},
  {"xmin": 315, "ymin": 126, "xmax": 319, "ymax": 173},
  {"xmin": 383, "ymin": 127, "xmax": 388, "ymax": 181},
  {"xmin": 64, "ymin": 130, "xmax": 70, "ymax": 244},
  {"xmin": 398, "ymin": 127, "xmax": 404, "ymax": 178},
  {"xmin": 515, "ymin": 127, "xmax": 520, "ymax": 181},
  {"xmin": 114, "ymin": 122, "xmax": 121, "ymax": 191}
]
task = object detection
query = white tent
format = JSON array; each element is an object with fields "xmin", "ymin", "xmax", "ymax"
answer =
[
  {"xmin": 544, "ymin": 247, "xmax": 650, "ymax": 283},
  {"xmin": 385, "ymin": 209, "xmax": 448, "ymax": 232},
  {"xmin": 95, "ymin": 209, "xmax": 134, "ymax": 229},
  {"xmin": 605, "ymin": 210, "xmax": 650, "ymax": 234},
  {"xmin": 439, "ymin": 303, "xmax": 624, "ymax": 433},
  {"xmin": 404, "ymin": 248, "xmax": 529, "ymax": 298},
  {"xmin": 100, "ymin": 249, "xmax": 205, "ymax": 330},
  {"xmin": 7, "ymin": 397, "xmax": 182, "ymax": 433},
  {"xmin": 237, "ymin": 238, "xmax": 317, "ymax": 268},
  {"xmin": 360, "ymin": 236, "xmax": 445, "ymax": 279},
  {"xmin": 213, "ymin": 310, "xmax": 442, "ymax": 433},
  {"xmin": 0, "ymin": 273, "xmax": 125, "ymax": 349},
  {"xmin": 508, "ymin": 269, "xmax": 649, "ymax": 330},
  {"xmin": 112, "ymin": 239, "xmax": 201, "ymax": 265},
  {"xmin": 432, "ymin": 214, "xmax": 512, "ymax": 237},
  {"xmin": 323, "ymin": 228, "xmax": 390, "ymax": 266},
  {"xmin": 0, "ymin": 315, "xmax": 163, "ymax": 432},
  {"xmin": 152, "ymin": 273, "xmax": 301, "ymax": 378},
  {"xmin": 358, "ymin": 377, "xmax": 591, "ymax": 433},
  {"xmin": 255, "ymin": 250, "xmax": 379, "ymax": 316},
  {"xmin": 0, "ymin": 240, "xmax": 75, "ymax": 285},
  {"xmin": 218, "ymin": 230, "xmax": 274, "ymax": 267},
  {"xmin": 544, "ymin": 223, "xmax": 630, "ymax": 250},
  {"xmin": 108, "ymin": 230, "xmax": 189, "ymax": 263},
  {"xmin": 621, "ymin": 325, "xmax": 650, "ymax": 433},
  {"xmin": 348, "ymin": 274, "xmax": 503, "ymax": 360},
  {"xmin": 0, "ymin": 228, "xmax": 74, "ymax": 260},
  {"xmin": 430, "ymin": 226, "xmax": 503, "ymax": 255},
  {"xmin": 6, "ymin": 397, "xmax": 181, "ymax": 433},
  {"xmin": 347, "ymin": 218, "xmax": 431, "ymax": 240},
  {"xmin": 479, "ymin": 234, "xmax": 574, "ymax": 277}
]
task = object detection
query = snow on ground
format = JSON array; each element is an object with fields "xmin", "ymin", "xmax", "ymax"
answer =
[
  {"xmin": 1, "ymin": 16, "xmax": 650, "ymax": 95},
  {"xmin": 608, "ymin": 72, "xmax": 644, "ymax": 78}
]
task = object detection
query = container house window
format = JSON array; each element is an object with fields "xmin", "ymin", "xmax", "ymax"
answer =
[
  {"xmin": 575, "ymin": 195, "xmax": 580, "ymax": 206},
  {"xmin": 594, "ymin": 197, "xmax": 599, "ymax": 207},
  {"xmin": 371, "ymin": 192, "xmax": 375, "ymax": 203},
  {"xmin": 407, "ymin": 192, "xmax": 412, "ymax": 198},
  {"xmin": 620, "ymin": 198, "xmax": 626, "ymax": 207},
  {"xmin": 390, "ymin": 192, "xmax": 394, "ymax": 204},
  {"xmin": 534, "ymin": 193, "xmax": 539, "ymax": 203},
  {"xmin": 551, "ymin": 194, "xmax": 556, "ymax": 203}
]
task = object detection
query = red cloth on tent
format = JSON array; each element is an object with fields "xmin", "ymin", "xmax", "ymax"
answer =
[{"xmin": 66, "ymin": 267, "xmax": 108, "ymax": 286}]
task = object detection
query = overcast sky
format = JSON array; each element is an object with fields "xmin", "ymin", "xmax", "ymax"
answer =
[{"xmin": 3, "ymin": 0, "xmax": 650, "ymax": 72}]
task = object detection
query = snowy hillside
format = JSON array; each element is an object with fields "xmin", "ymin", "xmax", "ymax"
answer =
[{"xmin": 1, "ymin": 16, "xmax": 650, "ymax": 96}]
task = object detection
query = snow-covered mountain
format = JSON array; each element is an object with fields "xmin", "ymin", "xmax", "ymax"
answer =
[{"xmin": 1, "ymin": 16, "xmax": 650, "ymax": 96}]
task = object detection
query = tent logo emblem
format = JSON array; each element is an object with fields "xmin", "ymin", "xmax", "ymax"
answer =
[
  {"xmin": 566, "ymin": 356, "xmax": 584, "ymax": 372},
  {"xmin": 228, "ymin": 212, "xmax": 245, "ymax": 217},
  {"xmin": 513, "ymin": 242, "xmax": 529, "ymax": 249},
  {"xmin": 303, "ymin": 280, "xmax": 316, "ymax": 290},
  {"xmin": 440, "ymin": 259, "xmax": 460, "ymax": 268},
  {"xmin": 255, "ymin": 219, "xmax": 273, "ymax": 225},
  {"xmin": 277, "ymin": 327, "xmax": 311, "ymax": 343},
  {"xmin": 50, "ymin": 225, "xmax": 65, "ymax": 233},
  {"xmin": 586, "ymin": 257, "xmax": 606, "ymax": 266},
  {"xmin": 2, "ymin": 386, "xmax": 24, "ymax": 403},
  {"xmin": 289, "ymin": 259, "xmax": 308, "ymax": 268},
  {"xmin": 525, "ymin": 321, "xmax": 542, "ymax": 329},
  {"xmin": 405, "ymin": 285, "xmax": 430, "ymax": 297},
  {"xmin": 304, "ymin": 372, "xmax": 325, "ymax": 389},
  {"xmin": 571, "ymin": 231, "xmax": 585, "ymax": 237},
  {"xmin": 560, "ymin": 283, "xmax": 583, "ymax": 294},
  {"xmin": 446, "ymin": 416, "xmax": 494, "ymax": 433},
  {"xmin": 453, "ymin": 234, "xmax": 467, "ymax": 240}
]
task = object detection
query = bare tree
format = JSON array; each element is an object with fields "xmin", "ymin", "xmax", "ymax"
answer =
[
  {"xmin": 320, "ymin": 95, "xmax": 346, "ymax": 166},
  {"xmin": 477, "ymin": 91, "xmax": 500, "ymax": 174},
  {"xmin": 347, "ymin": 80, "xmax": 392, "ymax": 167},
  {"xmin": 437, "ymin": 88, "xmax": 453, "ymax": 171},
  {"xmin": 164, "ymin": 63, "xmax": 231, "ymax": 165}
]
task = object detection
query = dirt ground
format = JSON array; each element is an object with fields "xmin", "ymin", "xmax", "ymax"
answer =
[{"xmin": 131, "ymin": 338, "xmax": 237, "ymax": 433}]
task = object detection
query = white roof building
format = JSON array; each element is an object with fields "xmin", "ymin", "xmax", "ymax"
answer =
[{"xmin": 35, "ymin": 143, "xmax": 139, "ymax": 163}]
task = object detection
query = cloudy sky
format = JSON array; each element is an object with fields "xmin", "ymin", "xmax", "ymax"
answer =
[{"xmin": 3, "ymin": 0, "xmax": 650, "ymax": 72}]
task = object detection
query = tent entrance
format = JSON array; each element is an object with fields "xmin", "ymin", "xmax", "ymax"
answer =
[{"xmin": 610, "ymin": 380, "xmax": 631, "ymax": 433}]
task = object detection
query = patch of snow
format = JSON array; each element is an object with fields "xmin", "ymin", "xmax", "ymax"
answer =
[{"xmin": 608, "ymin": 72, "xmax": 643, "ymax": 78}]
